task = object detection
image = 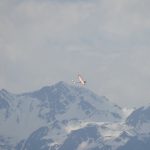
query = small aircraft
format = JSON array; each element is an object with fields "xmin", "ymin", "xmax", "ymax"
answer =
[{"xmin": 72, "ymin": 74, "xmax": 87, "ymax": 85}]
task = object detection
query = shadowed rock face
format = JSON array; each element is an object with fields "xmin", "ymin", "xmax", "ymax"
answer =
[
  {"xmin": 0, "ymin": 90, "xmax": 10, "ymax": 109},
  {"xmin": 117, "ymin": 136, "xmax": 150, "ymax": 150},
  {"xmin": 126, "ymin": 106, "xmax": 150, "ymax": 126},
  {"xmin": 0, "ymin": 97, "xmax": 9, "ymax": 109},
  {"xmin": 58, "ymin": 125, "xmax": 100, "ymax": 150},
  {"xmin": 16, "ymin": 127, "xmax": 52, "ymax": 150},
  {"xmin": 0, "ymin": 90, "xmax": 11, "ymax": 119}
]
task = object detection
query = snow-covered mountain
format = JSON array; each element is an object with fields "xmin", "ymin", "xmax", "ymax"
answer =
[
  {"xmin": 126, "ymin": 105, "xmax": 150, "ymax": 127},
  {"xmin": 0, "ymin": 81, "xmax": 150, "ymax": 150},
  {"xmin": 115, "ymin": 105, "xmax": 150, "ymax": 150},
  {"xmin": 126, "ymin": 104, "xmax": 150, "ymax": 136},
  {"xmin": 0, "ymin": 81, "xmax": 123, "ymax": 149}
]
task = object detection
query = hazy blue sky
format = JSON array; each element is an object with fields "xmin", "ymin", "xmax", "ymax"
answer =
[{"xmin": 1, "ymin": 0, "xmax": 150, "ymax": 107}]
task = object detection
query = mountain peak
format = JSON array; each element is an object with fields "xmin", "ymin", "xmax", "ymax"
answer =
[
  {"xmin": 41, "ymin": 81, "xmax": 71, "ymax": 93},
  {"xmin": 53, "ymin": 81, "xmax": 72, "ymax": 90},
  {"xmin": 0, "ymin": 89, "xmax": 9, "ymax": 94},
  {"xmin": 0, "ymin": 89, "xmax": 11, "ymax": 97},
  {"xmin": 21, "ymin": 81, "xmax": 123, "ymax": 123},
  {"xmin": 37, "ymin": 81, "xmax": 71, "ymax": 92},
  {"xmin": 55, "ymin": 81, "xmax": 69, "ymax": 86}
]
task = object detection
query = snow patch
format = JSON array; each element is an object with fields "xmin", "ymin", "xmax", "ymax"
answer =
[{"xmin": 122, "ymin": 107, "xmax": 134, "ymax": 119}]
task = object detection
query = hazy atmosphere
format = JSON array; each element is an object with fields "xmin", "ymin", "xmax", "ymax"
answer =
[{"xmin": 1, "ymin": 0, "xmax": 150, "ymax": 108}]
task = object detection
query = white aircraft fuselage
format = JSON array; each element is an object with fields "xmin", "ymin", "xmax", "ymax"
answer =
[{"xmin": 78, "ymin": 74, "xmax": 86, "ymax": 85}]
